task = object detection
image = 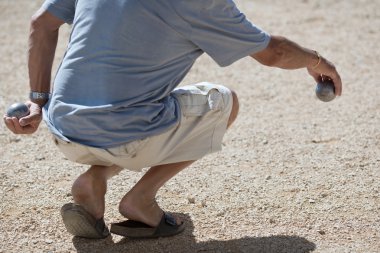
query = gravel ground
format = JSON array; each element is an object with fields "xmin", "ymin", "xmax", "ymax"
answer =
[{"xmin": 1, "ymin": 0, "xmax": 379, "ymax": 252}]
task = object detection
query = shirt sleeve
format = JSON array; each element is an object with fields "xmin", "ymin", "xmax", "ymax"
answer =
[
  {"xmin": 41, "ymin": 0, "xmax": 76, "ymax": 24},
  {"xmin": 174, "ymin": 0, "xmax": 271, "ymax": 67}
]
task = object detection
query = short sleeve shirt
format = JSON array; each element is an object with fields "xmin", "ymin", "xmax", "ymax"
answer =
[{"xmin": 42, "ymin": 0, "xmax": 270, "ymax": 148}]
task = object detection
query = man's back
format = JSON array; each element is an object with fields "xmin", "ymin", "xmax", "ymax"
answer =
[
  {"xmin": 58, "ymin": 0, "xmax": 200, "ymax": 105},
  {"xmin": 44, "ymin": 0, "xmax": 269, "ymax": 147}
]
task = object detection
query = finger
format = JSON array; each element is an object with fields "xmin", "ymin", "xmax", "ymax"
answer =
[
  {"xmin": 3, "ymin": 116, "xmax": 17, "ymax": 134},
  {"xmin": 325, "ymin": 66, "xmax": 342, "ymax": 96},
  {"xmin": 324, "ymin": 62, "xmax": 342, "ymax": 96},
  {"xmin": 18, "ymin": 124, "xmax": 38, "ymax": 134},
  {"xmin": 19, "ymin": 113, "xmax": 41, "ymax": 127},
  {"xmin": 11, "ymin": 117, "xmax": 25, "ymax": 133},
  {"xmin": 332, "ymin": 72, "xmax": 342, "ymax": 96}
]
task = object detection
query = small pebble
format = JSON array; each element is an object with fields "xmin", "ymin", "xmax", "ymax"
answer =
[
  {"xmin": 9, "ymin": 137, "xmax": 21, "ymax": 143},
  {"xmin": 317, "ymin": 230, "xmax": 326, "ymax": 235},
  {"xmin": 187, "ymin": 196, "xmax": 195, "ymax": 204},
  {"xmin": 36, "ymin": 156, "xmax": 45, "ymax": 161}
]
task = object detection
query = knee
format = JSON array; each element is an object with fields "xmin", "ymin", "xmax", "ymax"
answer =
[
  {"xmin": 227, "ymin": 90, "xmax": 239, "ymax": 128},
  {"xmin": 102, "ymin": 165, "xmax": 123, "ymax": 179}
]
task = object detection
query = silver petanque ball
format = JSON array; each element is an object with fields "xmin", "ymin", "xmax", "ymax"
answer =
[
  {"xmin": 6, "ymin": 103, "xmax": 30, "ymax": 119},
  {"xmin": 316, "ymin": 80, "xmax": 336, "ymax": 102}
]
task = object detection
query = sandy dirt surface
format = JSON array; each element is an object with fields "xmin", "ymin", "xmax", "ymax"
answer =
[{"xmin": 0, "ymin": 0, "xmax": 379, "ymax": 252}]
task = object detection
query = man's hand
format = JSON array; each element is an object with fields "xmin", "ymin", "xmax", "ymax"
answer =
[
  {"xmin": 3, "ymin": 101, "xmax": 43, "ymax": 134},
  {"xmin": 307, "ymin": 56, "xmax": 342, "ymax": 96}
]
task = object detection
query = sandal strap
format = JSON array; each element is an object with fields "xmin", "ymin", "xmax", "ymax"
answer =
[{"xmin": 153, "ymin": 212, "xmax": 183, "ymax": 236}]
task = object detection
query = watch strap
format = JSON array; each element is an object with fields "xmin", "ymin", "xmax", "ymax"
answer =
[{"xmin": 29, "ymin": 91, "xmax": 51, "ymax": 100}]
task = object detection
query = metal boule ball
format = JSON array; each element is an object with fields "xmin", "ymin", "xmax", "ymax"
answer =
[
  {"xmin": 6, "ymin": 103, "xmax": 30, "ymax": 119},
  {"xmin": 316, "ymin": 80, "xmax": 336, "ymax": 102}
]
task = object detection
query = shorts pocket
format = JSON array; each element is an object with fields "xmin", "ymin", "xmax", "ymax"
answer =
[
  {"xmin": 174, "ymin": 85, "xmax": 225, "ymax": 117},
  {"xmin": 178, "ymin": 93, "xmax": 209, "ymax": 116}
]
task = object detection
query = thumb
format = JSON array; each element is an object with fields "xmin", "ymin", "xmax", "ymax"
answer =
[{"xmin": 19, "ymin": 113, "xmax": 41, "ymax": 126}]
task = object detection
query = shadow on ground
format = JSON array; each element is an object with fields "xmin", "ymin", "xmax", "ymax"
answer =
[{"xmin": 73, "ymin": 214, "xmax": 315, "ymax": 253}]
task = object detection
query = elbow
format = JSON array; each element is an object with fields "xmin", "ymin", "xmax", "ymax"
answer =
[
  {"xmin": 252, "ymin": 35, "xmax": 287, "ymax": 67},
  {"xmin": 259, "ymin": 52, "xmax": 283, "ymax": 67},
  {"xmin": 30, "ymin": 11, "xmax": 44, "ymax": 31},
  {"xmin": 30, "ymin": 10, "xmax": 60, "ymax": 33},
  {"xmin": 265, "ymin": 36, "xmax": 288, "ymax": 67}
]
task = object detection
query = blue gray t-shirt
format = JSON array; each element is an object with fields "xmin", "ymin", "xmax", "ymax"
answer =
[{"xmin": 42, "ymin": 0, "xmax": 270, "ymax": 148}]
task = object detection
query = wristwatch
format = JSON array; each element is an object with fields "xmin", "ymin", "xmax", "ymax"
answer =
[
  {"xmin": 29, "ymin": 91, "xmax": 51, "ymax": 106},
  {"xmin": 29, "ymin": 91, "xmax": 51, "ymax": 100}
]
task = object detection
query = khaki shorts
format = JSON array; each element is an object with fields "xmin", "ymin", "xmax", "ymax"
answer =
[{"xmin": 54, "ymin": 82, "xmax": 233, "ymax": 172}]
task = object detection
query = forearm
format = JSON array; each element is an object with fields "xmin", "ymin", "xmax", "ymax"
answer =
[
  {"xmin": 252, "ymin": 35, "xmax": 319, "ymax": 70},
  {"xmin": 28, "ymin": 11, "xmax": 59, "ymax": 106}
]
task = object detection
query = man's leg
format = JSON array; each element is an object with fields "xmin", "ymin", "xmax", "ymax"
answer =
[
  {"xmin": 118, "ymin": 90, "xmax": 239, "ymax": 227},
  {"xmin": 71, "ymin": 164, "xmax": 122, "ymax": 219},
  {"xmin": 118, "ymin": 161, "xmax": 194, "ymax": 227}
]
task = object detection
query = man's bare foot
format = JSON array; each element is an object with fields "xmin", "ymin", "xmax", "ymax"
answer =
[{"xmin": 118, "ymin": 191, "xmax": 165, "ymax": 227}]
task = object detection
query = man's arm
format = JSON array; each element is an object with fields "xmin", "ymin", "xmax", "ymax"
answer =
[
  {"xmin": 251, "ymin": 35, "xmax": 342, "ymax": 96},
  {"xmin": 3, "ymin": 9, "xmax": 65, "ymax": 134},
  {"xmin": 29, "ymin": 9, "xmax": 64, "ymax": 106}
]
